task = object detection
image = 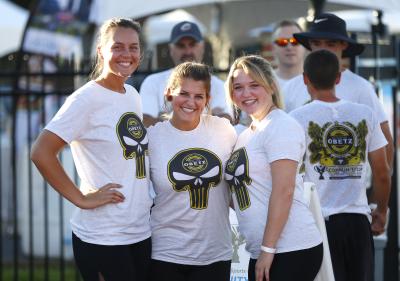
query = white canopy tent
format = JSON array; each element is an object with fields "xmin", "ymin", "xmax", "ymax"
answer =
[
  {"xmin": 143, "ymin": 9, "xmax": 207, "ymax": 46},
  {"xmin": 89, "ymin": 0, "xmax": 400, "ymax": 26},
  {"xmin": 0, "ymin": 0, "xmax": 29, "ymax": 57}
]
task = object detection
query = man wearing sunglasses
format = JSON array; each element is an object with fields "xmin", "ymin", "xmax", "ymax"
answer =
[
  {"xmin": 272, "ymin": 20, "xmax": 306, "ymax": 89},
  {"xmin": 283, "ymin": 13, "xmax": 393, "ymax": 172}
]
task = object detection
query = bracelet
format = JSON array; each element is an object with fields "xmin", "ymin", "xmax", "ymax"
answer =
[{"xmin": 260, "ymin": 245, "xmax": 276, "ymax": 254}]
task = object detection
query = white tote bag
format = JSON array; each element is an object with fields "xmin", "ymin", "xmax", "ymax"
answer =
[{"xmin": 303, "ymin": 182, "xmax": 336, "ymax": 281}]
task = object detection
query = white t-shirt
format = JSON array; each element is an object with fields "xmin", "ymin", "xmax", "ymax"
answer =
[
  {"xmin": 148, "ymin": 115, "xmax": 237, "ymax": 265},
  {"xmin": 140, "ymin": 69, "xmax": 233, "ymax": 118},
  {"xmin": 227, "ymin": 109, "xmax": 322, "ymax": 259},
  {"xmin": 275, "ymin": 75, "xmax": 292, "ymax": 91},
  {"xmin": 283, "ymin": 69, "xmax": 388, "ymax": 124},
  {"xmin": 45, "ymin": 81, "xmax": 153, "ymax": 245},
  {"xmin": 290, "ymin": 100, "xmax": 387, "ymax": 218}
]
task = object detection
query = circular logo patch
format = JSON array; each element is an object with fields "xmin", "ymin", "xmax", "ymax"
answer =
[
  {"xmin": 127, "ymin": 118, "xmax": 143, "ymax": 139},
  {"xmin": 182, "ymin": 153, "xmax": 208, "ymax": 173},
  {"xmin": 324, "ymin": 124, "xmax": 356, "ymax": 156}
]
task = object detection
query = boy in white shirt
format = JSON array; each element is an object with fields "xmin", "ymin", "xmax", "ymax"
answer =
[
  {"xmin": 284, "ymin": 13, "xmax": 393, "ymax": 171},
  {"xmin": 290, "ymin": 50, "xmax": 391, "ymax": 281}
]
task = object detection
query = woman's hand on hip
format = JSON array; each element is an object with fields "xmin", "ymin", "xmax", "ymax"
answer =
[{"xmin": 79, "ymin": 183, "xmax": 124, "ymax": 209}]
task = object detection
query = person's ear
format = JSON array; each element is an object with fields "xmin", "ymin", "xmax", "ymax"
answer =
[
  {"xmin": 303, "ymin": 73, "xmax": 310, "ymax": 86},
  {"xmin": 165, "ymin": 88, "xmax": 173, "ymax": 102},
  {"xmin": 335, "ymin": 72, "xmax": 342, "ymax": 85}
]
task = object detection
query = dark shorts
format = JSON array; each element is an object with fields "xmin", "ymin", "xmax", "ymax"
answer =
[
  {"xmin": 150, "ymin": 259, "xmax": 231, "ymax": 281},
  {"xmin": 325, "ymin": 213, "xmax": 374, "ymax": 281},
  {"xmin": 248, "ymin": 243, "xmax": 323, "ymax": 281},
  {"xmin": 72, "ymin": 232, "xmax": 151, "ymax": 281}
]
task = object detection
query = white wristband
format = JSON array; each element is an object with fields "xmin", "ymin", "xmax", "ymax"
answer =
[{"xmin": 260, "ymin": 245, "xmax": 276, "ymax": 254}]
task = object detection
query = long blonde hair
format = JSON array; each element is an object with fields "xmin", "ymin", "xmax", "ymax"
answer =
[{"xmin": 225, "ymin": 55, "xmax": 283, "ymax": 110}]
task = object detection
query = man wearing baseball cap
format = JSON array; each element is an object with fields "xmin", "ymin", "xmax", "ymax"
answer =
[
  {"xmin": 284, "ymin": 13, "xmax": 393, "ymax": 281},
  {"xmin": 283, "ymin": 13, "xmax": 393, "ymax": 170},
  {"xmin": 140, "ymin": 21, "xmax": 232, "ymax": 127}
]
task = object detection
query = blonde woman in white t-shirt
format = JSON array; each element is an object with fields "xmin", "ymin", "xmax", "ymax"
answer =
[
  {"xmin": 31, "ymin": 18, "xmax": 153, "ymax": 281},
  {"xmin": 147, "ymin": 62, "xmax": 236, "ymax": 281},
  {"xmin": 225, "ymin": 55, "xmax": 323, "ymax": 281}
]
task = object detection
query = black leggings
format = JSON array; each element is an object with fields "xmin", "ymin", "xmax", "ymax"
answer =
[
  {"xmin": 150, "ymin": 259, "xmax": 231, "ymax": 281},
  {"xmin": 72, "ymin": 232, "xmax": 151, "ymax": 281},
  {"xmin": 248, "ymin": 243, "xmax": 323, "ymax": 281}
]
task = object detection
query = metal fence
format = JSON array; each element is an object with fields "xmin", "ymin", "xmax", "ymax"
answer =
[
  {"xmin": 0, "ymin": 54, "xmax": 89, "ymax": 281},
  {"xmin": 0, "ymin": 50, "xmax": 166, "ymax": 281}
]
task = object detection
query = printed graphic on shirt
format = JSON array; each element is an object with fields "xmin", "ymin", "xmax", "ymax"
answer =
[
  {"xmin": 168, "ymin": 148, "xmax": 222, "ymax": 210},
  {"xmin": 307, "ymin": 120, "xmax": 367, "ymax": 180},
  {"xmin": 225, "ymin": 148, "xmax": 252, "ymax": 211},
  {"xmin": 116, "ymin": 112, "xmax": 148, "ymax": 179}
]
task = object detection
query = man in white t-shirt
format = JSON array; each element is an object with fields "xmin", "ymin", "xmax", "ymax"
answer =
[
  {"xmin": 271, "ymin": 20, "xmax": 306, "ymax": 90},
  {"xmin": 283, "ymin": 13, "xmax": 393, "ymax": 170},
  {"xmin": 290, "ymin": 50, "xmax": 391, "ymax": 281},
  {"xmin": 140, "ymin": 21, "xmax": 232, "ymax": 127}
]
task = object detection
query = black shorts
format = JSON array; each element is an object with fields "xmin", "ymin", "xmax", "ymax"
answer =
[
  {"xmin": 248, "ymin": 243, "xmax": 323, "ymax": 281},
  {"xmin": 150, "ymin": 258, "xmax": 231, "ymax": 281},
  {"xmin": 72, "ymin": 232, "xmax": 151, "ymax": 281},
  {"xmin": 325, "ymin": 213, "xmax": 374, "ymax": 281}
]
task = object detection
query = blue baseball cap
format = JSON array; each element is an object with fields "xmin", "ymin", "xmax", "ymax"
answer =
[{"xmin": 170, "ymin": 21, "xmax": 203, "ymax": 44}]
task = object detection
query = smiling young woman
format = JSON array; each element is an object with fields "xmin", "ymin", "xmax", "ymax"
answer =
[
  {"xmin": 31, "ymin": 18, "xmax": 152, "ymax": 281},
  {"xmin": 225, "ymin": 55, "xmax": 323, "ymax": 281},
  {"xmin": 147, "ymin": 62, "xmax": 237, "ymax": 281},
  {"xmin": 167, "ymin": 78, "xmax": 208, "ymax": 131}
]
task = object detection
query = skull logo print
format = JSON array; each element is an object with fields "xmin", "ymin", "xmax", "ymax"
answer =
[
  {"xmin": 116, "ymin": 112, "xmax": 148, "ymax": 179},
  {"xmin": 168, "ymin": 148, "xmax": 222, "ymax": 210},
  {"xmin": 225, "ymin": 148, "xmax": 252, "ymax": 211}
]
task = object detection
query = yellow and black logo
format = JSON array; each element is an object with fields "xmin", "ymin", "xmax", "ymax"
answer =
[
  {"xmin": 225, "ymin": 148, "xmax": 252, "ymax": 211},
  {"xmin": 116, "ymin": 112, "xmax": 148, "ymax": 179},
  {"xmin": 308, "ymin": 120, "xmax": 367, "ymax": 180},
  {"xmin": 127, "ymin": 118, "xmax": 143, "ymax": 140},
  {"xmin": 168, "ymin": 148, "xmax": 222, "ymax": 210},
  {"xmin": 182, "ymin": 153, "xmax": 208, "ymax": 174},
  {"xmin": 324, "ymin": 124, "xmax": 355, "ymax": 158}
]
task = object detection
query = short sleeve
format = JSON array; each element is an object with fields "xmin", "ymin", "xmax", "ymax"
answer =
[
  {"xmin": 263, "ymin": 117, "xmax": 305, "ymax": 163},
  {"xmin": 140, "ymin": 75, "xmax": 162, "ymax": 118},
  {"xmin": 361, "ymin": 82, "xmax": 388, "ymax": 124},
  {"xmin": 218, "ymin": 117, "xmax": 237, "ymax": 149},
  {"xmin": 368, "ymin": 111, "xmax": 388, "ymax": 152},
  {"xmin": 45, "ymin": 92, "xmax": 90, "ymax": 143}
]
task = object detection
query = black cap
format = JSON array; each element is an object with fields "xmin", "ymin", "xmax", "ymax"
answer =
[
  {"xmin": 170, "ymin": 21, "xmax": 203, "ymax": 44},
  {"xmin": 294, "ymin": 13, "xmax": 364, "ymax": 57}
]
